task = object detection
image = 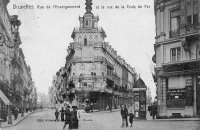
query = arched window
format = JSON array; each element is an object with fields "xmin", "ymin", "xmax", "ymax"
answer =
[
  {"xmin": 86, "ymin": 20, "xmax": 88, "ymax": 26},
  {"xmin": 84, "ymin": 38, "xmax": 87, "ymax": 46}
]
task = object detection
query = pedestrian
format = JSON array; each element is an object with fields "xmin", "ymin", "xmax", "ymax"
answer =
[
  {"xmin": 148, "ymin": 104, "xmax": 152, "ymax": 116},
  {"xmin": 55, "ymin": 108, "xmax": 59, "ymax": 122},
  {"xmin": 69, "ymin": 106, "xmax": 79, "ymax": 129},
  {"xmin": 60, "ymin": 107, "xmax": 65, "ymax": 122},
  {"xmin": 151, "ymin": 103, "xmax": 157, "ymax": 120},
  {"xmin": 120, "ymin": 104, "xmax": 128, "ymax": 127},
  {"xmin": 128, "ymin": 110, "xmax": 134, "ymax": 127},
  {"xmin": 90, "ymin": 102, "xmax": 93, "ymax": 112},
  {"xmin": 63, "ymin": 106, "xmax": 71, "ymax": 130},
  {"xmin": 14, "ymin": 107, "xmax": 19, "ymax": 120}
]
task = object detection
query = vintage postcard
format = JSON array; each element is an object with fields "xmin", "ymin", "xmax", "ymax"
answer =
[{"xmin": 0, "ymin": 0, "xmax": 200, "ymax": 130}]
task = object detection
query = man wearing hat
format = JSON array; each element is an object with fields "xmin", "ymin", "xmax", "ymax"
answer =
[{"xmin": 69, "ymin": 106, "xmax": 79, "ymax": 129}]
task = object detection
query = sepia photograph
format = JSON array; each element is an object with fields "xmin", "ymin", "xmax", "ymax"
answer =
[{"xmin": 0, "ymin": 0, "xmax": 200, "ymax": 130}]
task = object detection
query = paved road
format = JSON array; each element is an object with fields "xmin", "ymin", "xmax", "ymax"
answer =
[{"xmin": 2, "ymin": 109, "xmax": 200, "ymax": 130}]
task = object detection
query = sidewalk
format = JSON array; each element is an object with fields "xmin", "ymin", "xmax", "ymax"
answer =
[
  {"xmin": 0, "ymin": 109, "xmax": 39, "ymax": 128},
  {"xmin": 136, "ymin": 111, "xmax": 200, "ymax": 122}
]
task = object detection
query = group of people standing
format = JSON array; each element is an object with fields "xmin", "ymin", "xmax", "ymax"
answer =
[
  {"xmin": 54, "ymin": 105, "xmax": 80, "ymax": 129},
  {"xmin": 120, "ymin": 105, "xmax": 134, "ymax": 127}
]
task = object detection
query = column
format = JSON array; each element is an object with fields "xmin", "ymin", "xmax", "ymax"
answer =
[
  {"xmin": 198, "ymin": 1, "xmax": 200, "ymax": 23},
  {"xmin": 193, "ymin": 76, "xmax": 196, "ymax": 115}
]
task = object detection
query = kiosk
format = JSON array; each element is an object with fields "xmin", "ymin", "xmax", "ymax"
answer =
[{"xmin": 133, "ymin": 78, "xmax": 147, "ymax": 119}]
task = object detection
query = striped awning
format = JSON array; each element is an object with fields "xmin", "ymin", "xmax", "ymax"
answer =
[{"xmin": 0, "ymin": 90, "xmax": 10, "ymax": 105}]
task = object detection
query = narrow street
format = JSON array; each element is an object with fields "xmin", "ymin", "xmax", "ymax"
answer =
[{"xmin": 2, "ymin": 109, "xmax": 200, "ymax": 130}]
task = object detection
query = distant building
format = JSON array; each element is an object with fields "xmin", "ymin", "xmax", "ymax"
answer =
[
  {"xmin": 37, "ymin": 92, "xmax": 50, "ymax": 108},
  {"xmin": 153, "ymin": 0, "xmax": 200, "ymax": 118}
]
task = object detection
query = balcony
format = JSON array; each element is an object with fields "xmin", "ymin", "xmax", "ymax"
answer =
[
  {"xmin": 180, "ymin": 23, "xmax": 200, "ymax": 35},
  {"xmin": 94, "ymin": 42, "xmax": 104, "ymax": 48},
  {"xmin": 72, "ymin": 56, "xmax": 106, "ymax": 63},
  {"xmin": 162, "ymin": 59, "xmax": 200, "ymax": 76},
  {"xmin": 72, "ymin": 75, "xmax": 103, "ymax": 81},
  {"xmin": 169, "ymin": 29, "xmax": 180, "ymax": 39}
]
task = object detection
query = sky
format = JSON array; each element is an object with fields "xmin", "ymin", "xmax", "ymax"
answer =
[{"xmin": 7, "ymin": 0, "xmax": 156, "ymax": 99}]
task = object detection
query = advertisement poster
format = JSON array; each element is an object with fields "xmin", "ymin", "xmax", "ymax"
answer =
[{"xmin": 0, "ymin": 0, "xmax": 200, "ymax": 130}]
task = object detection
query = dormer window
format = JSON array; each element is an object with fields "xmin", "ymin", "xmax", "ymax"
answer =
[{"xmin": 84, "ymin": 38, "xmax": 87, "ymax": 46}]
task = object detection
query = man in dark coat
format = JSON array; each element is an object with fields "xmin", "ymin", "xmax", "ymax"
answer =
[
  {"xmin": 60, "ymin": 107, "xmax": 65, "ymax": 121},
  {"xmin": 63, "ymin": 106, "xmax": 71, "ymax": 130},
  {"xmin": 55, "ymin": 109, "xmax": 59, "ymax": 122},
  {"xmin": 120, "ymin": 105, "xmax": 128, "ymax": 127},
  {"xmin": 14, "ymin": 107, "xmax": 19, "ymax": 120},
  {"xmin": 69, "ymin": 106, "xmax": 79, "ymax": 129},
  {"xmin": 148, "ymin": 104, "xmax": 152, "ymax": 116},
  {"xmin": 151, "ymin": 103, "xmax": 157, "ymax": 120}
]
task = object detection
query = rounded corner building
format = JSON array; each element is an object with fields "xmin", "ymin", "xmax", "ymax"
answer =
[{"xmin": 60, "ymin": 0, "xmax": 137, "ymax": 110}]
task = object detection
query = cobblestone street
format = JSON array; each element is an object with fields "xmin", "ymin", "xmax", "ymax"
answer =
[{"xmin": 1, "ymin": 109, "xmax": 200, "ymax": 130}]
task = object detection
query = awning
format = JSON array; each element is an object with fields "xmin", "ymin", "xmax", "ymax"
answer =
[{"xmin": 0, "ymin": 90, "xmax": 10, "ymax": 105}]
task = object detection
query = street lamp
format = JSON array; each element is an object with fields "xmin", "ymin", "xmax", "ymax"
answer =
[
  {"xmin": 21, "ymin": 95, "xmax": 24, "ymax": 117},
  {"xmin": 7, "ymin": 93, "xmax": 12, "ymax": 124}
]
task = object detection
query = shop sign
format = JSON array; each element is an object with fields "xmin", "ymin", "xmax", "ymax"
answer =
[{"xmin": 167, "ymin": 89, "xmax": 186, "ymax": 99}]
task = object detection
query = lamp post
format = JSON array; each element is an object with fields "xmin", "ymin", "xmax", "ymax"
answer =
[
  {"xmin": 7, "ymin": 93, "xmax": 12, "ymax": 124},
  {"xmin": 21, "ymin": 95, "xmax": 24, "ymax": 117}
]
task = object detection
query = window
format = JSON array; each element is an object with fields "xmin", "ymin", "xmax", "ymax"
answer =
[
  {"xmin": 187, "ymin": 2, "xmax": 198, "ymax": 25},
  {"xmin": 170, "ymin": 47, "xmax": 181, "ymax": 62},
  {"xmin": 187, "ymin": 3, "xmax": 192, "ymax": 25},
  {"xmin": 197, "ymin": 43, "xmax": 200, "ymax": 59},
  {"xmin": 83, "ymin": 82, "xmax": 87, "ymax": 87},
  {"xmin": 86, "ymin": 20, "xmax": 88, "ymax": 26},
  {"xmin": 84, "ymin": 38, "xmax": 87, "ymax": 46},
  {"xmin": 193, "ymin": 2, "xmax": 198, "ymax": 25},
  {"xmin": 170, "ymin": 9, "xmax": 180, "ymax": 31}
]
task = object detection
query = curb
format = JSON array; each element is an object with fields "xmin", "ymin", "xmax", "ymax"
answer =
[
  {"xmin": 91, "ymin": 109, "xmax": 120, "ymax": 113},
  {"xmin": 134, "ymin": 118, "xmax": 200, "ymax": 122},
  {"xmin": 1, "ymin": 110, "xmax": 40, "ymax": 128}
]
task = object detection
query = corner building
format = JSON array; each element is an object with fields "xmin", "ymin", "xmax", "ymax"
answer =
[
  {"xmin": 154, "ymin": 0, "xmax": 200, "ymax": 118},
  {"xmin": 66, "ymin": 0, "xmax": 137, "ymax": 110}
]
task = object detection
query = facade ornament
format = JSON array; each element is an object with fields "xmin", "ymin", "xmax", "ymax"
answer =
[
  {"xmin": 85, "ymin": 0, "xmax": 92, "ymax": 13},
  {"xmin": 181, "ymin": 38, "xmax": 189, "ymax": 51}
]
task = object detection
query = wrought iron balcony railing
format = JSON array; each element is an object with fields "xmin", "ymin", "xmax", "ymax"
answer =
[
  {"xmin": 180, "ymin": 23, "xmax": 200, "ymax": 35},
  {"xmin": 169, "ymin": 29, "xmax": 180, "ymax": 39}
]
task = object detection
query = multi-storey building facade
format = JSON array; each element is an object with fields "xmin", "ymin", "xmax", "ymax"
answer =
[
  {"xmin": 52, "ymin": 0, "xmax": 137, "ymax": 110},
  {"xmin": 154, "ymin": 0, "xmax": 200, "ymax": 118},
  {"xmin": 0, "ymin": 0, "xmax": 37, "ymax": 120}
]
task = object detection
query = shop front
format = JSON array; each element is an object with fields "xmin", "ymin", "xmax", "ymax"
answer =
[
  {"xmin": 196, "ymin": 75, "xmax": 200, "ymax": 115},
  {"xmin": 159, "ymin": 75, "xmax": 197, "ymax": 118}
]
